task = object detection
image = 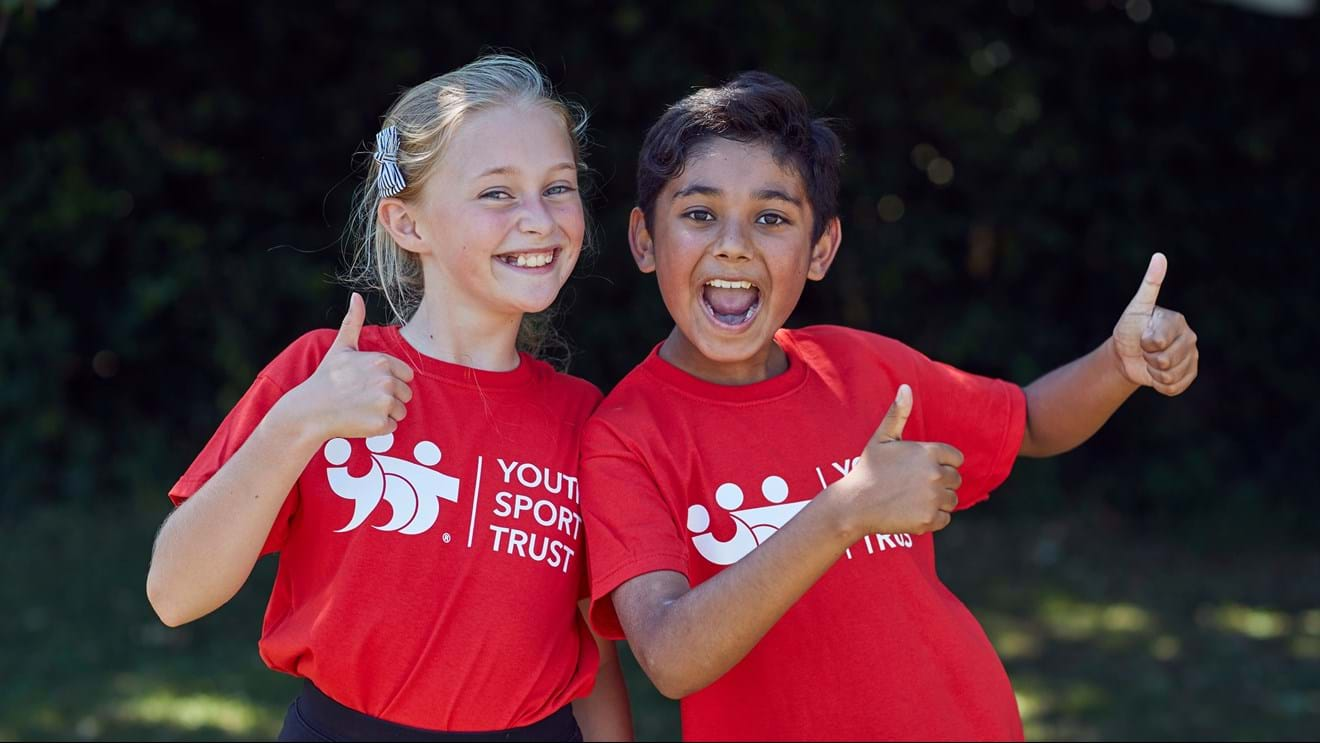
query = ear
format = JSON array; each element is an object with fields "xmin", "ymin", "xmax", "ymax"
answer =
[
  {"xmin": 806, "ymin": 216, "xmax": 842, "ymax": 281},
  {"xmin": 377, "ymin": 197, "xmax": 425, "ymax": 255},
  {"xmin": 628, "ymin": 207, "xmax": 657, "ymax": 274}
]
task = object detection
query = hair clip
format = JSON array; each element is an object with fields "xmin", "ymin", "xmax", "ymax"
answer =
[{"xmin": 373, "ymin": 126, "xmax": 407, "ymax": 197}]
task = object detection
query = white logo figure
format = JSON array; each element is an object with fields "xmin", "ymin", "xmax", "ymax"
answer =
[
  {"xmin": 323, "ymin": 434, "xmax": 459, "ymax": 535},
  {"xmin": 687, "ymin": 476, "xmax": 807, "ymax": 565}
]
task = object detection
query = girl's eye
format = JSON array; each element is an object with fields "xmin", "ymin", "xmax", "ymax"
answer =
[
  {"xmin": 684, "ymin": 209, "xmax": 715, "ymax": 222},
  {"xmin": 757, "ymin": 213, "xmax": 789, "ymax": 226},
  {"xmin": 545, "ymin": 184, "xmax": 577, "ymax": 196},
  {"xmin": 481, "ymin": 190, "xmax": 513, "ymax": 200}
]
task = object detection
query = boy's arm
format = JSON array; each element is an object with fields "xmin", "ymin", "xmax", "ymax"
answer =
[
  {"xmin": 572, "ymin": 601, "xmax": 635, "ymax": 741},
  {"xmin": 610, "ymin": 386, "xmax": 961, "ymax": 700},
  {"xmin": 1020, "ymin": 253, "xmax": 1199, "ymax": 458}
]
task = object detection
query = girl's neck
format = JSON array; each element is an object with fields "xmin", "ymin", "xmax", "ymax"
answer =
[{"xmin": 399, "ymin": 294, "xmax": 523, "ymax": 372}]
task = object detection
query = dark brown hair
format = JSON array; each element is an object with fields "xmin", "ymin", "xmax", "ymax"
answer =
[{"xmin": 636, "ymin": 71, "xmax": 843, "ymax": 241}]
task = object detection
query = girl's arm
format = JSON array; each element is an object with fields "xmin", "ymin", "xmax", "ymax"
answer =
[
  {"xmin": 146, "ymin": 402, "xmax": 324, "ymax": 626},
  {"xmin": 1020, "ymin": 253, "xmax": 1198, "ymax": 458},
  {"xmin": 146, "ymin": 294, "xmax": 413, "ymax": 626},
  {"xmin": 571, "ymin": 601, "xmax": 635, "ymax": 742}
]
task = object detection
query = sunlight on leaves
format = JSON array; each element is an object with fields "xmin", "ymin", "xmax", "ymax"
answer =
[
  {"xmin": 1198, "ymin": 604, "xmax": 1292, "ymax": 639},
  {"xmin": 1038, "ymin": 598, "xmax": 1156, "ymax": 640},
  {"xmin": 114, "ymin": 690, "xmax": 270, "ymax": 734}
]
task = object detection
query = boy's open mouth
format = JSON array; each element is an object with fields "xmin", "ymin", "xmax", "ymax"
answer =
[
  {"xmin": 701, "ymin": 278, "xmax": 761, "ymax": 328},
  {"xmin": 495, "ymin": 247, "xmax": 560, "ymax": 271}
]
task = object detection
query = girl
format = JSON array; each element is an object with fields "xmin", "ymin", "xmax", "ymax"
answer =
[{"xmin": 146, "ymin": 55, "xmax": 633, "ymax": 742}]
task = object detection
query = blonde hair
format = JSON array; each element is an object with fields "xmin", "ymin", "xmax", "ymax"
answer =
[{"xmin": 343, "ymin": 54, "xmax": 590, "ymax": 362}]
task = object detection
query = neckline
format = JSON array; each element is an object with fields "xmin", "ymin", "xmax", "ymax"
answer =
[
  {"xmin": 378, "ymin": 325, "xmax": 538, "ymax": 389},
  {"xmin": 639, "ymin": 329, "xmax": 809, "ymax": 403}
]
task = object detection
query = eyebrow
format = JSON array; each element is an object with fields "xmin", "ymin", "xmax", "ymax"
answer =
[
  {"xmin": 672, "ymin": 183, "xmax": 802, "ymax": 207},
  {"xmin": 478, "ymin": 162, "xmax": 577, "ymax": 178},
  {"xmin": 754, "ymin": 188, "xmax": 803, "ymax": 207}
]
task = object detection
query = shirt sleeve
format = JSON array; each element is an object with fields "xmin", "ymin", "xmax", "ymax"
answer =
[
  {"xmin": 578, "ymin": 419, "xmax": 690, "ymax": 640},
  {"xmin": 913, "ymin": 357, "xmax": 1027, "ymax": 511},
  {"xmin": 167, "ymin": 373, "xmax": 301, "ymax": 556}
]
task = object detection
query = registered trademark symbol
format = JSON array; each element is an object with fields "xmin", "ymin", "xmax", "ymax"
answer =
[{"xmin": 442, "ymin": 533, "xmax": 451, "ymax": 543}]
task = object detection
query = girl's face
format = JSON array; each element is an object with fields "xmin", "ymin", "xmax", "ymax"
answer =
[{"xmin": 406, "ymin": 102, "xmax": 584, "ymax": 319}]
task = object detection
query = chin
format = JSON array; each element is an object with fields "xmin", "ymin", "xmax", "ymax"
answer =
[
  {"xmin": 691, "ymin": 328, "xmax": 776, "ymax": 364},
  {"xmin": 510, "ymin": 293, "xmax": 562, "ymax": 315}
]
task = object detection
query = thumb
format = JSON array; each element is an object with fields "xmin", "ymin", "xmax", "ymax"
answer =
[
  {"xmin": 871, "ymin": 384, "xmax": 913, "ymax": 444},
  {"xmin": 1124, "ymin": 253, "xmax": 1167, "ymax": 318},
  {"xmin": 332, "ymin": 292, "xmax": 365, "ymax": 351}
]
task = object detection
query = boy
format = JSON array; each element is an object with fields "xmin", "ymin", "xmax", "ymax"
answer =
[{"xmin": 580, "ymin": 72, "xmax": 1198, "ymax": 741}]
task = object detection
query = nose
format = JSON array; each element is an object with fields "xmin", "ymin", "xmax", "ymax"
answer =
[
  {"xmin": 712, "ymin": 222, "xmax": 752, "ymax": 262},
  {"xmin": 517, "ymin": 196, "xmax": 554, "ymax": 237}
]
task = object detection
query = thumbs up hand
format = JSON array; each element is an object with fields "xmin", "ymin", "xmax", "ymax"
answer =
[
  {"xmin": 832, "ymin": 385, "xmax": 964, "ymax": 538},
  {"xmin": 279, "ymin": 293, "xmax": 416, "ymax": 442},
  {"xmin": 1112, "ymin": 254, "xmax": 1199, "ymax": 396}
]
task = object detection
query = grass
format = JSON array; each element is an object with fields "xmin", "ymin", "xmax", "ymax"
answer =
[{"xmin": 2, "ymin": 502, "xmax": 1316, "ymax": 741}]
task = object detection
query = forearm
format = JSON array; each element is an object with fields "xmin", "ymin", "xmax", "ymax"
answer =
[
  {"xmin": 572, "ymin": 604, "xmax": 634, "ymax": 741},
  {"xmin": 1021, "ymin": 337, "xmax": 1140, "ymax": 457},
  {"xmin": 146, "ymin": 400, "xmax": 324, "ymax": 626},
  {"xmin": 627, "ymin": 487, "xmax": 856, "ymax": 698}
]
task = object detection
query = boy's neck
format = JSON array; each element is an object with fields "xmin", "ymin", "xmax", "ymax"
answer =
[
  {"xmin": 400, "ymin": 295, "xmax": 523, "ymax": 372},
  {"xmin": 658, "ymin": 327, "xmax": 789, "ymax": 386}
]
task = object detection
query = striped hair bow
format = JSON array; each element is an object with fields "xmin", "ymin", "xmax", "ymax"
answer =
[{"xmin": 373, "ymin": 126, "xmax": 406, "ymax": 197}]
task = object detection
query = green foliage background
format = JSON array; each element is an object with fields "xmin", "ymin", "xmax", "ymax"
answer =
[
  {"xmin": 4, "ymin": 1, "xmax": 1316, "ymax": 535},
  {"xmin": 1, "ymin": 0, "xmax": 1317, "ymax": 739}
]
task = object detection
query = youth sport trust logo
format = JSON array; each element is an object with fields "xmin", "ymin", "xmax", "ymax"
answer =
[
  {"xmin": 686, "ymin": 476, "xmax": 805, "ymax": 565},
  {"xmin": 323, "ymin": 434, "xmax": 460, "ymax": 535},
  {"xmin": 687, "ymin": 468, "xmax": 916, "ymax": 566}
]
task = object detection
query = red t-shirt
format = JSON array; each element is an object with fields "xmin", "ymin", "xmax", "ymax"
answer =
[
  {"xmin": 581, "ymin": 325, "xmax": 1027, "ymax": 742},
  {"xmin": 169, "ymin": 325, "xmax": 601, "ymax": 731}
]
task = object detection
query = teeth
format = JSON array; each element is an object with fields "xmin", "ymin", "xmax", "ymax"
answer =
[
  {"xmin": 507, "ymin": 251, "xmax": 555, "ymax": 268},
  {"xmin": 705, "ymin": 279, "xmax": 754, "ymax": 289}
]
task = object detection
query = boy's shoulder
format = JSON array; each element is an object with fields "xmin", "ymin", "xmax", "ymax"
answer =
[
  {"xmin": 586, "ymin": 326, "xmax": 927, "ymax": 427},
  {"xmin": 779, "ymin": 324, "xmax": 928, "ymax": 373}
]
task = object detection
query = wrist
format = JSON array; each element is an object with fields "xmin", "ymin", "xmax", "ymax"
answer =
[
  {"xmin": 814, "ymin": 480, "xmax": 865, "ymax": 545},
  {"xmin": 1102, "ymin": 336, "xmax": 1142, "ymax": 391},
  {"xmin": 262, "ymin": 389, "xmax": 331, "ymax": 456}
]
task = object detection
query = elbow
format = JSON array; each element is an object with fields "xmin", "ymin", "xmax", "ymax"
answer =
[
  {"xmin": 633, "ymin": 645, "xmax": 697, "ymax": 700},
  {"xmin": 649, "ymin": 671, "xmax": 690, "ymax": 701},
  {"xmin": 146, "ymin": 567, "xmax": 192, "ymax": 628}
]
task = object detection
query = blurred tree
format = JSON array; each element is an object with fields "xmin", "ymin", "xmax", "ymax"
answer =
[{"xmin": 1, "ymin": 0, "xmax": 1316, "ymax": 542}]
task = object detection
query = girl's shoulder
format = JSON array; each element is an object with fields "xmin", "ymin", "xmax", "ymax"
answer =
[
  {"xmin": 255, "ymin": 325, "xmax": 399, "ymax": 391},
  {"xmin": 521, "ymin": 355, "xmax": 604, "ymax": 410}
]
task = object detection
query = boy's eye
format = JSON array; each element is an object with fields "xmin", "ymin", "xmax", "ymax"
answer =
[
  {"xmin": 756, "ymin": 213, "xmax": 789, "ymax": 226},
  {"xmin": 480, "ymin": 189, "xmax": 513, "ymax": 200},
  {"xmin": 683, "ymin": 209, "xmax": 715, "ymax": 222}
]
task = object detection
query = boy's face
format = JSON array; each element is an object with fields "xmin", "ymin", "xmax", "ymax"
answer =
[{"xmin": 630, "ymin": 138, "xmax": 840, "ymax": 383}]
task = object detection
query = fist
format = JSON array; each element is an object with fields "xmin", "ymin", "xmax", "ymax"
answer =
[
  {"xmin": 837, "ymin": 385, "xmax": 964, "ymax": 537},
  {"xmin": 1112, "ymin": 253, "xmax": 1200, "ymax": 396},
  {"xmin": 284, "ymin": 293, "xmax": 416, "ymax": 440}
]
